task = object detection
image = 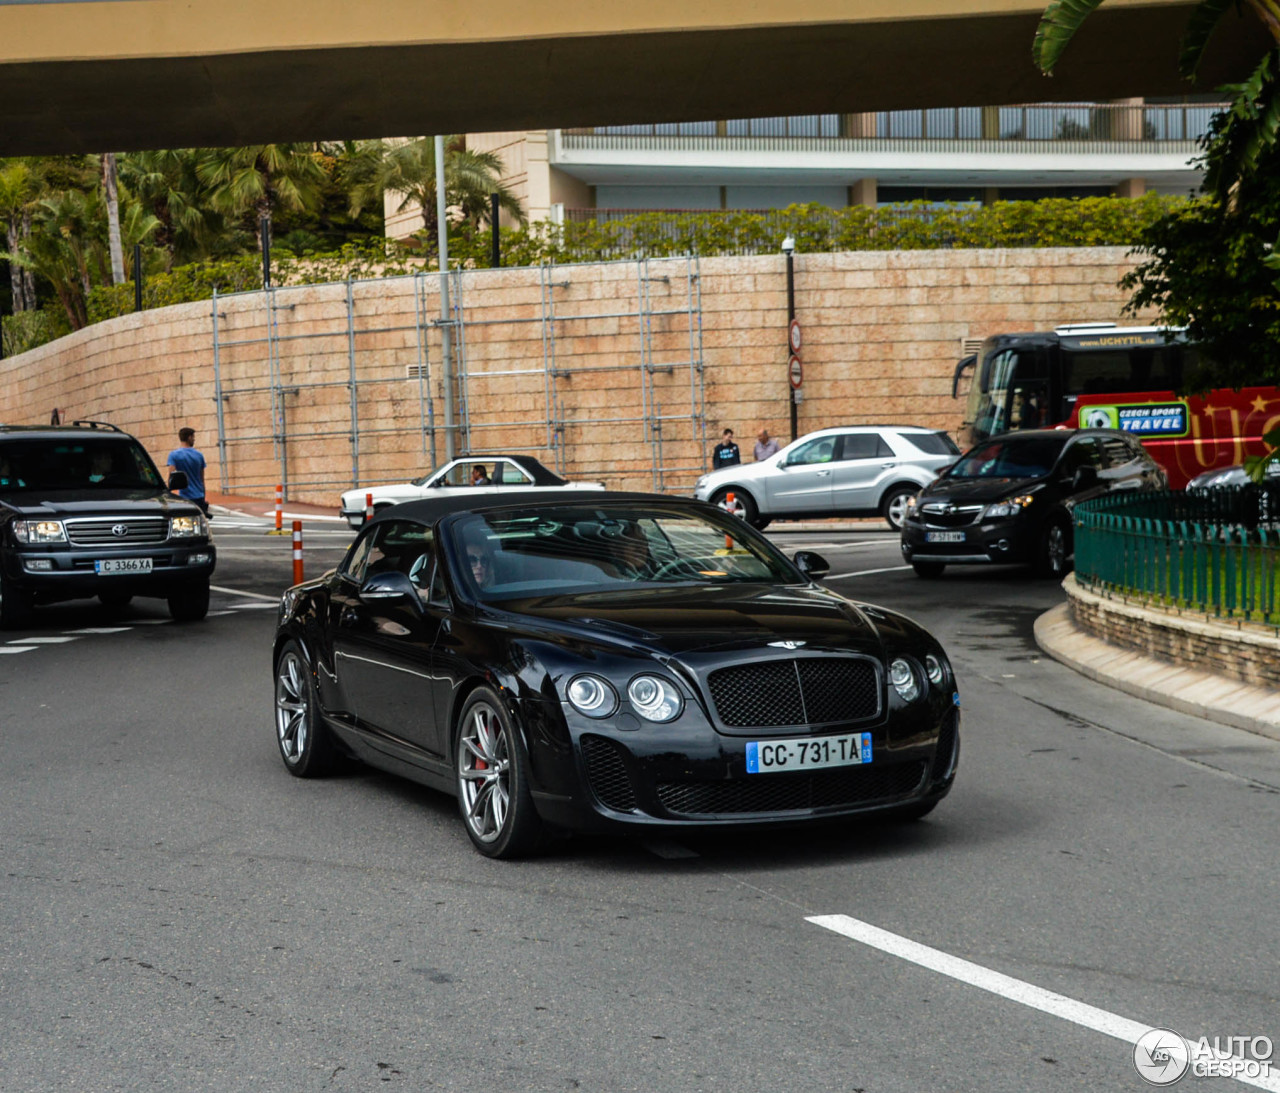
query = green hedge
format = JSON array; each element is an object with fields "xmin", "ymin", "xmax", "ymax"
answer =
[{"xmin": 11, "ymin": 195, "xmax": 1190, "ymax": 351}]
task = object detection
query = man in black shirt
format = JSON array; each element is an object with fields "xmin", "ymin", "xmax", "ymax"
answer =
[{"xmin": 711, "ymin": 428, "xmax": 741, "ymax": 469}]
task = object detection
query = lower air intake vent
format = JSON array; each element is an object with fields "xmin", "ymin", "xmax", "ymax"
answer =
[
  {"xmin": 580, "ymin": 734, "xmax": 638, "ymax": 813},
  {"xmin": 656, "ymin": 761, "xmax": 926, "ymax": 816}
]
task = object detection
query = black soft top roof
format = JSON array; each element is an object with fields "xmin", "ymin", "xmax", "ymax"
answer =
[{"xmin": 366, "ymin": 490, "xmax": 710, "ymax": 530}]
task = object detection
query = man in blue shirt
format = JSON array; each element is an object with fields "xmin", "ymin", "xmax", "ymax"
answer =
[{"xmin": 166, "ymin": 427, "xmax": 210, "ymax": 517}]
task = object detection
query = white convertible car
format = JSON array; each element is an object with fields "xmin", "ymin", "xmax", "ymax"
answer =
[{"xmin": 339, "ymin": 454, "xmax": 605, "ymax": 529}]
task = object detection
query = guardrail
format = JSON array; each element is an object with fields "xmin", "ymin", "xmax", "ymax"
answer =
[{"xmin": 1073, "ymin": 486, "xmax": 1280, "ymax": 625}]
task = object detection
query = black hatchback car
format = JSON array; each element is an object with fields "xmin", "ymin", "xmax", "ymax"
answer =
[
  {"xmin": 900, "ymin": 428, "xmax": 1166, "ymax": 578},
  {"xmin": 273, "ymin": 492, "xmax": 960, "ymax": 858},
  {"xmin": 0, "ymin": 423, "xmax": 215, "ymax": 627}
]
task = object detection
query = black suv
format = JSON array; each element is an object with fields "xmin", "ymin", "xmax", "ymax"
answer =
[
  {"xmin": 0, "ymin": 422, "xmax": 216, "ymax": 628},
  {"xmin": 900, "ymin": 428, "xmax": 1167, "ymax": 578}
]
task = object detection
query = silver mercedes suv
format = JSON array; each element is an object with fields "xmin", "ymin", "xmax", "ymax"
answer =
[{"xmin": 693, "ymin": 425, "xmax": 959, "ymax": 530}]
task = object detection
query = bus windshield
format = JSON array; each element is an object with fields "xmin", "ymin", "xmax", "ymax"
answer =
[{"xmin": 964, "ymin": 346, "xmax": 1049, "ymax": 441}]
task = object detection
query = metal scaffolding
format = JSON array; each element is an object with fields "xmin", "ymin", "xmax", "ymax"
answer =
[{"xmin": 208, "ymin": 257, "xmax": 706, "ymax": 500}]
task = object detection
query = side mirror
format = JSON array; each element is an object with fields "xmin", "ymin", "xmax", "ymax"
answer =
[
  {"xmin": 793, "ymin": 550, "xmax": 830, "ymax": 579},
  {"xmin": 359, "ymin": 570, "xmax": 422, "ymax": 609},
  {"xmin": 167, "ymin": 471, "xmax": 188, "ymax": 491},
  {"xmin": 1072, "ymin": 465, "xmax": 1099, "ymax": 491}
]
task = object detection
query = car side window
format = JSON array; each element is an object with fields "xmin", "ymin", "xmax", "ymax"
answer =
[
  {"xmin": 341, "ymin": 530, "xmax": 378, "ymax": 582},
  {"xmin": 838, "ymin": 434, "xmax": 892, "ymax": 461},
  {"xmin": 1061, "ymin": 438, "xmax": 1104, "ymax": 473},
  {"xmin": 494, "ymin": 462, "xmax": 534, "ymax": 486},
  {"xmin": 366, "ymin": 521, "xmax": 434, "ymax": 580},
  {"xmin": 787, "ymin": 437, "xmax": 838, "ymax": 465},
  {"xmin": 1098, "ymin": 436, "xmax": 1136, "ymax": 469}
]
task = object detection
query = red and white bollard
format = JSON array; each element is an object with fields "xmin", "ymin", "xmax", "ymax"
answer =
[
  {"xmin": 292, "ymin": 520, "xmax": 304, "ymax": 584},
  {"xmin": 274, "ymin": 484, "xmax": 283, "ymax": 531},
  {"xmin": 365, "ymin": 492, "xmax": 374, "ymax": 523}
]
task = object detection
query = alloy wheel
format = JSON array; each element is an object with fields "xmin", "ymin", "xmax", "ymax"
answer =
[
  {"xmin": 275, "ymin": 649, "xmax": 311, "ymax": 765},
  {"xmin": 458, "ymin": 702, "xmax": 512, "ymax": 844},
  {"xmin": 886, "ymin": 491, "xmax": 914, "ymax": 530}
]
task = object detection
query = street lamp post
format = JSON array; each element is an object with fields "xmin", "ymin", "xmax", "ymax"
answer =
[{"xmin": 782, "ymin": 235, "xmax": 797, "ymax": 442}]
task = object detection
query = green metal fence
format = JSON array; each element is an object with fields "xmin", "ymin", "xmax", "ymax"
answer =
[{"xmin": 1074, "ymin": 486, "xmax": 1280, "ymax": 626}]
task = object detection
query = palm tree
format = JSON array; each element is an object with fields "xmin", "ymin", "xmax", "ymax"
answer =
[
  {"xmin": 1033, "ymin": 1, "xmax": 1280, "ymax": 202},
  {"xmin": 119, "ymin": 149, "xmax": 213, "ymax": 269},
  {"xmin": 8, "ymin": 188, "xmax": 107, "ymax": 329},
  {"xmin": 101, "ymin": 153, "xmax": 125, "ymax": 285},
  {"xmin": 196, "ymin": 144, "xmax": 327, "ymax": 250},
  {"xmin": 0, "ymin": 159, "xmax": 39, "ymax": 311},
  {"xmin": 343, "ymin": 136, "xmax": 524, "ymax": 239}
]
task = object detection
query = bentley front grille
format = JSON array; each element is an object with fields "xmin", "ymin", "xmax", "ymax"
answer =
[{"xmin": 706, "ymin": 657, "xmax": 880, "ymax": 728}]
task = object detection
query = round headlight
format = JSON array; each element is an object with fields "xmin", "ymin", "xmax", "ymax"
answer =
[
  {"xmin": 889, "ymin": 658, "xmax": 921, "ymax": 702},
  {"xmin": 627, "ymin": 675, "xmax": 683, "ymax": 722},
  {"xmin": 925, "ymin": 654, "xmax": 946, "ymax": 686},
  {"xmin": 566, "ymin": 675, "xmax": 618, "ymax": 718}
]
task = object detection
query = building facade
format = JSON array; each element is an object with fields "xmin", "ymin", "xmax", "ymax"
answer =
[{"xmin": 384, "ymin": 99, "xmax": 1225, "ymax": 235}]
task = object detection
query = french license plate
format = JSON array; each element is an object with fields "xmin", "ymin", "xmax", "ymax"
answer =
[
  {"xmin": 746, "ymin": 732, "xmax": 872, "ymax": 774},
  {"xmin": 95, "ymin": 558, "xmax": 152, "ymax": 575},
  {"xmin": 926, "ymin": 531, "xmax": 965, "ymax": 543}
]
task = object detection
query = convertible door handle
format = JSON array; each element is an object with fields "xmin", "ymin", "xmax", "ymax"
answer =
[
  {"xmin": 816, "ymin": 470, "xmax": 831, "ymax": 477},
  {"xmin": 339, "ymin": 608, "xmax": 359, "ymax": 627}
]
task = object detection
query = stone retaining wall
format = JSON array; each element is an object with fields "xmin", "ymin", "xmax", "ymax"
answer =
[
  {"xmin": 1065, "ymin": 574, "xmax": 1280, "ymax": 690},
  {"xmin": 0, "ymin": 246, "xmax": 1149, "ymax": 507}
]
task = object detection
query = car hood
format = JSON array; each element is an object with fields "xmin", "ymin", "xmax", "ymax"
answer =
[
  {"xmin": 487, "ymin": 582, "xmax": 887, "ymax": 659},
  {"xmin": 918, "ymin": 475, "xmax": 1042, "ymax": 505},
  {"xmin": 0, "ymin": 489, "xmax": 198, "ymax": 516}
]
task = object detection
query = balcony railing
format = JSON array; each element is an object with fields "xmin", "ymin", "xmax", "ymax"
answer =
[{"xmin": 561, "ymin": 103, "xmax": 1225, "ymax": 156}]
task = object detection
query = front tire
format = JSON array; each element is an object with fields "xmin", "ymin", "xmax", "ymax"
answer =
[
  {"xmin": 274, "ymin": 639, "xmax": 335, "ymax": 777},
  {"xmin": 881, "ymin": 485, "xmax": 918, "ymax": 532},
  {"xmin": 167, "ymin": 579, "xmax": 209, "ymax": 621},
  {"xmin": 912, "ymin": 561, "xmax": 946, "ymax": 579},
  {"xmin": 0, "ymin": 569, "xmax": 33, "ymax": 630},
  {"xmin": 455, "ymin": 687, "xmax": 543, "ymax": 859},
  {"xmin": 1036, "ymin": 517, "xmax": 1072, "ymax": 579}
]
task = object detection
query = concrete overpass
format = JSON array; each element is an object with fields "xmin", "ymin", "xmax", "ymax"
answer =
[{"xmin": 0, "ymin": 0, "xmax": 1264, "ymax": 155}]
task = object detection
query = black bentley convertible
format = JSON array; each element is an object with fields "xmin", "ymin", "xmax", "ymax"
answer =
[{"xmin": 273, "ymin": 492, "xmax": 960, "ymax": 857}]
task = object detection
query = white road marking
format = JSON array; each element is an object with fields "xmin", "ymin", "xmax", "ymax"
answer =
[
  {"xmin": 7, "ymin": 636, "xmax": 77, "ymax": 644},
  {"xmin": 826, "ymin": 565, "xmax": 912, "ymax": 579},
  {"xmin": 807, "ymin": 914, "xmax": 1280, "ymax": 1092},
  {"xmin": 206, "ymin": 610, "xmax": 237, "ymax": 617},
  {"xmin": 772, "ymin": 540, "xmax": 898, "ymax": 552},
  {"xmin": 66, "ymin": 627, "xmax": 132, "ymax": 634},
  {"xmin": 0, "ymin": 646, "xmax": 36, "ymax": 654},
  {"xmin": 230, "ymin": 602, "xmax": 278, "ymax": 610},
  {"xmin": 131, "ymin": 619, "xmax": 172, "ymax": 625},
  {"xmin": 210, "ymin": 585, "xmax": 279, "ymax": 602}
]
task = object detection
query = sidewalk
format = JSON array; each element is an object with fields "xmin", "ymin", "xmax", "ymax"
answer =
[
  {"xmin": 1035, "ymin": 603, "xmax": 1280, "ymax": 742},
  {"xmin": 205, "ymin": 492, "xmax": 346, "ymax": 522}
]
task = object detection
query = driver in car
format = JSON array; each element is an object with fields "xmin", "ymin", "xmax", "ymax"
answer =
[{"xmin": 465, "ymin": 533, "xmax": 497, "ymax": 590}]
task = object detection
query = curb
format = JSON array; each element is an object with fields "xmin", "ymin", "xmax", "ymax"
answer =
[{"xmin": 1034, "ymin": 603, "xmax": 1280, "ymax": 743}]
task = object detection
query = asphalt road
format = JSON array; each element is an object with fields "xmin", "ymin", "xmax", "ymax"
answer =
[{"xmin": 2, "ymin": 516, "xmax": 1278, "ymax": 1092}]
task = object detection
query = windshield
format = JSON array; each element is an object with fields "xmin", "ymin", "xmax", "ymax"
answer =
[
  {"xmin": 451, "ymin": 505, "xmax": 798, "ymax": 600},
  {"xmin": 0, "ymin": 438, "xmax": 163, "ymax": 493},
  {"xmin": 948, "ymin": 436, "xmax": 1066, "ymax": 479}
]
